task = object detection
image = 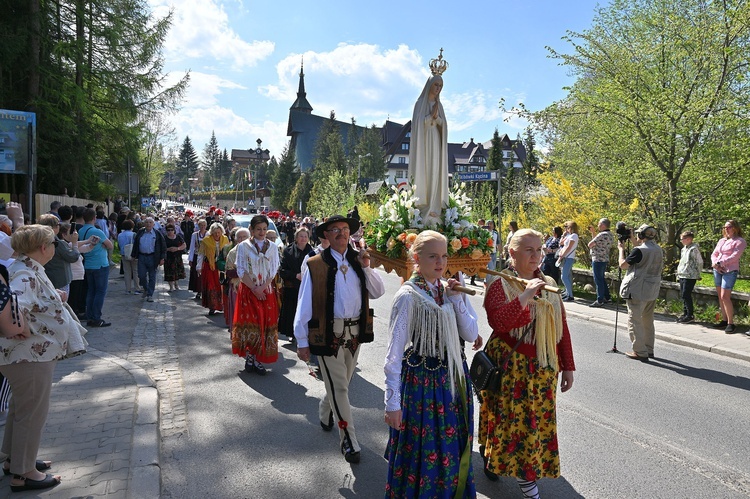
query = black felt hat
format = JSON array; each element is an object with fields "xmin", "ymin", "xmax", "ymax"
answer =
[{"xmin": 316, "ymin": 215, "xmax": 360, "ymax": 239}]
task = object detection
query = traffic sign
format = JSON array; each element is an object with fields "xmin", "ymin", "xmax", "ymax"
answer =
[{"xmin": 454, "ymin": 171, "xmax": 497, "ymax": 182}]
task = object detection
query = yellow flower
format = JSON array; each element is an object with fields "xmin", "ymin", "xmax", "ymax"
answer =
[
  {"xmin": 450, "ymin": 238, "xmax": 462, "ymax": 251},
  {"xmin": 406, "ymin": 233, "xmax": 418, "ymax": 245},
  {"xmin": 470, "ymin": 248, "xmax": 484, "ymax": 260}
]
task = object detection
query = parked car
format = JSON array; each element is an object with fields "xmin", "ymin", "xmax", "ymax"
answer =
[{"xmin": 232, "ymin": 214, "xmax": 278, "ymax": 234}]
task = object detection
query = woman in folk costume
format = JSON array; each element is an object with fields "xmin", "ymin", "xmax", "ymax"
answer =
[
  {"xmin": 478, "ymin": 228, "xmax": 576, "ymax": 499},
  {"xmin": 196, "ymin": 223, "xmax": 229, "ymax": 315},
  {"xmin": 384, "ymin": 230, "xmax": 480, "ymax": 498},
  {"xmin": 224, "ymin": 227, "xmax": 250, "ymax": 333},
  {"xmin": 232, "ymin": 215, "xmax": 280, "ymax": 375},
  {"xmin": 188, "ymin": 219, "xmax": 207, "ymax": 297}
]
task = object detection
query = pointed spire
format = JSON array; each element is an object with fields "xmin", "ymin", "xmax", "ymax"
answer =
[{"xmin": 290, "ymin": 56, "xmax": 313, "ymax": 113}]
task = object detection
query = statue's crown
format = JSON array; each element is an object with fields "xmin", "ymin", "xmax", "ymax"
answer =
[{"xmin": 429, "ymin": 48, "xmax": 448, "ymax": 76}]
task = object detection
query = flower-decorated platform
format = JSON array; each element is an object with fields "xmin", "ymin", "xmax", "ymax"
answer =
[
  {"xmin": 365, "ymin": 182, "xmax": 494, "ymax": 281},
  {"xmin": 369, "ymin": 249, "xmax": 490, "ymax": 282}
]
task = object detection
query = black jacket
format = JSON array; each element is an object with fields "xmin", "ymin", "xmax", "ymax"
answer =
[{"xmin": 132, "ymin": 228, "xmax": 166, "ymax": 261}]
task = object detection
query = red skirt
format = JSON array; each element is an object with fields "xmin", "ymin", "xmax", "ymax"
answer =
[
  {"xmin": 231, "ymin": 284, "xmax": 279, "ymax": 363},
  {"xmin": 200, "ymin": 266, "xmax": 223, "ymax": 311}
]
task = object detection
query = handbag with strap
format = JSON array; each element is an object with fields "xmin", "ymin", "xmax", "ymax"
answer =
[{"xmin": 470, "ymin": 321, "xmax": 535, "ymax": 393}]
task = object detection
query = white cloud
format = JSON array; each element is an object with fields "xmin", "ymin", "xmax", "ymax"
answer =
[
  {"xmin": 149, "ymin": 0, "xmax": 273, "ymax": 69},
  {"xmin": 260, "ymin": 43, "xmax": 426, "ymax": 123},
  {"xmin": 167, "ymin": 71, "xmax": 246, "ymax": 109}
]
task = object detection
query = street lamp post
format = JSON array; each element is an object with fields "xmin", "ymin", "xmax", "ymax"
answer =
[
  {"xmin": 357, "ymin": 153, "xmax": 371, "ymax": 189},
  {"xmin": 254, "ymin": 138, "xmax": 269, "ymax": 209}
]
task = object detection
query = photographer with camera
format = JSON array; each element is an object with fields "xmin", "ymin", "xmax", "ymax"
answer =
[{"xmin": 618, "ymin": 224, "xmax": 664, "ymax": 361}]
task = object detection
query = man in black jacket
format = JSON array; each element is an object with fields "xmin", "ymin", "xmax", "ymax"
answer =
[{"xmin": 132, "ymin": 217, "xmax": 166, "ymax": 302}]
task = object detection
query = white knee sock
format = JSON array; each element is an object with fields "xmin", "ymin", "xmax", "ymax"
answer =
[{"xmin": 517, "ymin": 478, "xmax": 540, "ymax": 499}]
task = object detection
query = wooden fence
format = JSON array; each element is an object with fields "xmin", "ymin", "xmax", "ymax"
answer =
[{"xmin": 34, "ymin": 194, "xmax": 114, "ymax": 222}]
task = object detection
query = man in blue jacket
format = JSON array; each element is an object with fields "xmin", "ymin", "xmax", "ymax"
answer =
[{"xmin": 132, "ymin": 217, "xmax": 166, "ymax": 302}]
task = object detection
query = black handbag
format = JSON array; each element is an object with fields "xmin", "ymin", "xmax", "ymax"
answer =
[{"xmin": 470, "ymin": 321, "xmax": 535, "ymax": 393}]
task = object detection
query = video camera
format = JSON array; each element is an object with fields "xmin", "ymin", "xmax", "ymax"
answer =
[{"xmin": 615, "ymin": 221, "xmax": 632, "ymax": 243}]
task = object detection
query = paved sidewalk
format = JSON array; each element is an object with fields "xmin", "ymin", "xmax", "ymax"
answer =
[
  {"xmin": 468, "ymin": 280, "xmax": 750, "ymax": 364},
  {"xmin": 563, "ymin": 297, "xmax": 750, "ymax": 363},
  {"xmin": 0, "ymin": 267, "xmax": 163, "ymax": 498}
]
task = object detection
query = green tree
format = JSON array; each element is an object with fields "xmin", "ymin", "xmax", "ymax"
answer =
[
  {"xmin": 0, "ymin": 0, "xmax": 187, "ymax": 200},
  {"xmin": 313, "ymin": 111, "xmax": 347, "ymax": 174},
  {"xmin": 524, "ymin": 0, "xmax": 750, "ymax": 265},
  {"xmin": 353, "ymin": 125, "xmax": 387, "ymax": 187},
  {"xmin": 271, "ymin": 143, "xmax": 299, "ymax": 211},
  {"xmin": 201, "ymin": 131, "xmax": 220, "ymax": 188},
  {"xmin": 177, "ymin": 136, "xmax": 199, "ymax": 201}
]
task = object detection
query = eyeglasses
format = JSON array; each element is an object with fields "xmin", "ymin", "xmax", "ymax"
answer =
[{"xmin": 325, "ymin": 227, "xmax": 350, "ymax": 235}]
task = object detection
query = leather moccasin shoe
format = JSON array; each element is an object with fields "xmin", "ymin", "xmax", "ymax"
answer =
[
  {"xmin": 321, "ymin": 412, "xmax": 334, "ymax": 431},
  {"xmin": 341, "ymin": 441, "xmax": 360, "ymax": 464},
  {"xmin": 625, "ymin": 351, "xmax": 649, "ymax": 361}
]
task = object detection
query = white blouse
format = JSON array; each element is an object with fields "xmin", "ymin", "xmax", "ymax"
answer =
[{"xmin": 383, "ymin": 281, "xmax": 478, "ymax": 412}]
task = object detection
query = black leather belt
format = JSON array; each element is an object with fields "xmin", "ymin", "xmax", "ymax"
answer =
[
  {"xmin": 140, "ymin": 252, "xmax": 154, "ymax": 256},
  {"xmin": 343, "ymin": 318, "xmax": 359, "ymax": 326}
]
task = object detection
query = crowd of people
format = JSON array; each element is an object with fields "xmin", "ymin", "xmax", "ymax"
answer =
[{"xmin": 0, "ymin": 196, "xmax": 745, "ymax": 496}]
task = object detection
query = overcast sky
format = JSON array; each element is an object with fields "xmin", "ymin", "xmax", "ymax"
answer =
[{"xmin": 149, "ymin": 0, "xmax": 604, "ymax": 158}]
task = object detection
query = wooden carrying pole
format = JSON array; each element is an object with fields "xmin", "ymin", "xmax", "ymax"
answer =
[{"xmin": 477, "ymin": 268, "xmax": 562, "ymax": 294}]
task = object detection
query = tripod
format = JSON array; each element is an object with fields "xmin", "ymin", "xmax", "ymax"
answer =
[{"xmin": 607, "ymin": 240, "xmax": 630, "ymax": 354}]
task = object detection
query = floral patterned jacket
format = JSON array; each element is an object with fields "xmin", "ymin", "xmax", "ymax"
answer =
[{"xmin": 0, "ymin": 256, "xmax": 87, "ymax": 365}]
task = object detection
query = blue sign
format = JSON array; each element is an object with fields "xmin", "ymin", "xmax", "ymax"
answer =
[
  {"xmin": 455, "ymin": 171, "xmax": 497, "ymax": 182},
  {"xmin": 0, "ymin": 109, "xmax": 36, "ymax": 174}
]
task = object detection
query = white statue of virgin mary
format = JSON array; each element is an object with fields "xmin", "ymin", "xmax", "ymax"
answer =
[{"xmin": 408, "ymin": 53, "xmax": 449, "ymax": 226}]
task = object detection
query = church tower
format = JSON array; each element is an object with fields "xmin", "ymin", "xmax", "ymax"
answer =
[{"xmin": 289, "ymin": 59, "xmax": 313, "ymax": 114}]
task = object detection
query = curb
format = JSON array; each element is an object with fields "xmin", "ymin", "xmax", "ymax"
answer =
[
  {"xmin": 86, "ymin": 348, "xmax": 161, "ymax": 499},
  {"xmin": 565, "ymin": 310, "xmax": 750, "ymax": 364},
  {"xmin": 462, "ymin": 281, "xmax": 750, "ymax": 364}
]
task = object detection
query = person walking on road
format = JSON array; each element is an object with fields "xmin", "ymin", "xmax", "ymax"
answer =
[
  {"xmin": 479, "ymin": 228, "xmax": 575, "ymax": 498},
  {"xmin": 132, "ymin": 217, "xmax": 166, "ymax": 303},
  {"xmin": 293, "ymin": 215, "xmax": 385, "ymax": 464},
  {"xmin": 232, "ymin": 216, "xmax": 278, "ymax": 374},
  {"xmin": 383, "ymin": 230, "xmax": 480, "ymax": 497}
]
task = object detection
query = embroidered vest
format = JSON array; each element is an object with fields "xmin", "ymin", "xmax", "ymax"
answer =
[{"xmin": 306, "ymin": 248, "xmax": 374, "ymax": 356}]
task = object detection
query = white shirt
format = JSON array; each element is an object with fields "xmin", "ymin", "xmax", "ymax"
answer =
[
  {"xmin": 293, "ymin": 247, "xmax": 385, "ymax": 348},
  {"xmin": 383, "ymin": 278, "xmax": 478, "ymax": 412}
]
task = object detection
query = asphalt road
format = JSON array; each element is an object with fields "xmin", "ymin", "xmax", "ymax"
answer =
[{"xmin": 160, "ymin": 269, "xmax": 750, "ymax": 499}]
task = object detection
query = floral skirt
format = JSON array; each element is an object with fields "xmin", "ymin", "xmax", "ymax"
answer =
[
  {"xmin": 200, "ymin": 267, "xmax": 223, "ymax": 311},
  {"xmin": 384, "ymin": 350, "xmax": 475, "ymax": 498},
  {"xmin": 478, "ymin": 336, "xmax": 560, "ymax": 481},
  {"xmin": 231, "ymin": 284, "xmax": 279, "ymax": 363},
  {"xmin": 164, "ymin": 254, "xmax": 185, "ymax": 281},
  {"xmin": 223, "ymin": 284, "xmax": 238, "ymax": 328}
]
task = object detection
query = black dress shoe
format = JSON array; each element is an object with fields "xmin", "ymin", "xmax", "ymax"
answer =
[
  {"xmin": 341, "ymin": 441, "xmax": 360, "ymax": 464},
  {"xmin": 321, "ymin": 412, "xmax": 334, "ymax": 431},
  {"xmin": 87, "ymin": 320, "xmax": 111, "ymax": 328}
]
